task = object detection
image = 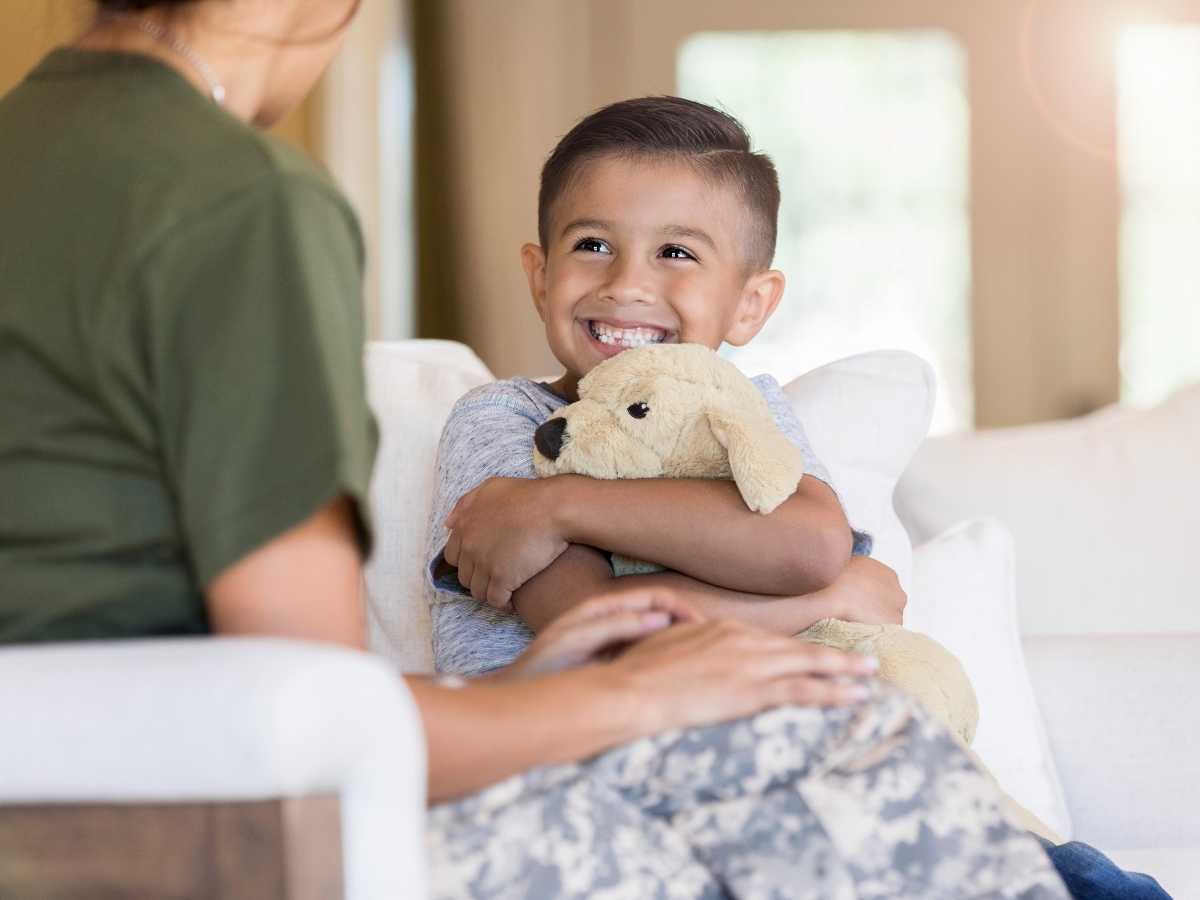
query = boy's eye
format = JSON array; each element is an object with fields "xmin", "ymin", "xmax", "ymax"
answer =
[
  {"xmin": 660, "ymin": 244, "xmax": 696, "ymax": 261},
  {"xmin": 574, "ymin": 237, "xmax": 611, "ymax": 254},
  {"xmin": 627, "ymin": 402, "xmax": 650, "ymax": 419}
]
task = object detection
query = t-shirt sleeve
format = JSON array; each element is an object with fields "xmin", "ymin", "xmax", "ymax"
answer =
[
  {"xmin": 754, "ymin": 375, "xmax": 874, "ymax": 557},
  {"xmin": 139, "ymin": 173, "xmax": 376, "ymax": 588},
  {"xmin": 425, "ymin": 390, "xmax": 542, "ymax": 599}
]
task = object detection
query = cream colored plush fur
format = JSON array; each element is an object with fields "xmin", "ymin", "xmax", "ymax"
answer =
[
  {"xmin": 533, "ymin": 342, "xmax": 804, "ymax": 515},
  {"xmin": 532, "ymin": 343, "xmax": 1061, "ymax": 842}
]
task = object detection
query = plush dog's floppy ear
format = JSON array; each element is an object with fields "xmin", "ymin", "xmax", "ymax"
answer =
[{"xmin": 706, "ymin": 408, "xmax": 805, "ymax": 514}]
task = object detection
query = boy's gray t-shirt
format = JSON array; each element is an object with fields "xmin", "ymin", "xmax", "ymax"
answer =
[{"xmin": 425, "ymin": 375, "xmax": 871, "ymax": 676}]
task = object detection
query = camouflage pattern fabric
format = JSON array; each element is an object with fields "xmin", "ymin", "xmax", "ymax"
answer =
[{"xmin": 428, "ymin": 684, "xmax": 1069, "ymax": 899}]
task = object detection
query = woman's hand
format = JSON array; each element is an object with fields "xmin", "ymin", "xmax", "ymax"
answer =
[
  {"xmin": 821, "ymin": 556, "xmax": 907, "ymax": 626},
  {"xmin": 415, "ymin": 589, "xmax": 878, "ymax": 802},
  {"xmin": 607, "ymin": 618, "xmax": 880, "ymax": 736},
  {"xmin": 443, "ymin": 477, "xmax": 570, "ymax": 609},
  {"xmin": 501, "ymin": 588, "xmax": 704, "ymax": 680}
]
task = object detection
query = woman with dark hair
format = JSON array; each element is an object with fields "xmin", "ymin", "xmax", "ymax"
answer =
[{"xmin": 0, "ymin": 3, "xmax": 1070, "ymax": 896}]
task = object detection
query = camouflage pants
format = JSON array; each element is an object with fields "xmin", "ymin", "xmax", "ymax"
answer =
[{"xmin": 428, "ymin": 685, "xmax": 1068, "ymax": 899}]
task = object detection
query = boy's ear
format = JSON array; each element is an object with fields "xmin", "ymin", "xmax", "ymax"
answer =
[
  {"xmin": 521, "ymin": 243, "xmax": 548, "ymax": 322},
  {"xmin": 724, "ymin": 269, "xmax": 786, "ymax": 347}
]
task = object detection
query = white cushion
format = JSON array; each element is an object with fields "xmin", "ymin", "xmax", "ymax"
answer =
[
  {"xmin": 0, "ymin": 638, "xmax": 428, "ymax": 900},
  {"xmin": 364, "ymin": 341, "xmax": 492, "ymax": 672},
  {"xmin": 1022, "ymin": 634, "xmax": 1200, "ymax": 858},
  {"xmin": 906, "ymin": 519, "xmax": 1073, "ymax": 840},
  {"xmin": 895, "ymin": 382, "xmax": 1200, "ymax": 635},
  {"xmin": 783, "ymin": 350, "xmax": 936, "ymax": 591}
]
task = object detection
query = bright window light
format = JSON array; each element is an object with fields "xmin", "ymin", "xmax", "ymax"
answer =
[
  {"xmin": 678, "ymin": 31, "xmax": 972, "ymax": 433},
  {"xmin": 1117, "ymin": 26, "xmax": 1200, "ymax": 407}
]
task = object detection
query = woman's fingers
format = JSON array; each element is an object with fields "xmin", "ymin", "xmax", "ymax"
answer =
[
  {"xmin": 767, "ymin": 674, "xmax": 873, "ymax": 709},
  {"xmin": 555, "ymin": 608, "xmax": 673, "ymax": 658},
  {"xmin": 507, "ymin": 607, "xmax": 676, "ymax": 679},
  {"xmin": 567, "ymin": 587, "xmax": 705, "ymax": 626},
  {"xmin": 605, "ymin": 619, "xmax": 883, "ymax": 734},
  {"xmin": 770, "ymin": 641, "xmax": 879, "ymax": 678}
]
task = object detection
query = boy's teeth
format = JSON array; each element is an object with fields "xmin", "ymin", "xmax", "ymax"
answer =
[{"xmin": 589, "ymin": 321, "xmax": 668, "ymax": 348}]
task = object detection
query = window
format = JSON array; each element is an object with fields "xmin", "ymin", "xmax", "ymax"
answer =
[
  {"xmin": 1117, "ymin": 26, "xmax": 1200, "ymax": 407},
  {"xmin": 678, "ymin": 30, "xmax": 972, "ymax": 432}
]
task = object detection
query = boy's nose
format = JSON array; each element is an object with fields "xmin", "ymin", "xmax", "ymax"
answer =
[
  {"xmin": 535, "ymin": 417, "xmax": 568, "ymax": 460},
  {"xmin": 600, "ymin": 258, "xmax": 654, "ymax": 305}
]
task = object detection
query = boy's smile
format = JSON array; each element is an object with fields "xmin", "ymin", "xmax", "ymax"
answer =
[{"xmin": 521, "ymin": 155, "xmax": 785, "ymax": 400}]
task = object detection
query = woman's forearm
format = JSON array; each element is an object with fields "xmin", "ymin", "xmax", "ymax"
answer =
[
  {"xmin": 407, "ymin": 667, "xmax": 639, "ymax": 804},
  {"xmin": 550, "ymin": 475, "xmax": 851, "ymax": 595}
]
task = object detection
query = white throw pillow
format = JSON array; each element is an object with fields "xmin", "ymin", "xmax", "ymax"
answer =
[
  {"xmin": 783, "ymin": 350, "xmax": 936, "ymax": 591},
  {"xmin": 907, "ymin": 518, "xmax": 1074, "ymax": 839},
  {"xmin": 363, "ymin": 341, "xmax": 493, "ymax": 672},
  {"xmin": 895, "ymin": 381, "xmax": 1200, "ymax": 635}
]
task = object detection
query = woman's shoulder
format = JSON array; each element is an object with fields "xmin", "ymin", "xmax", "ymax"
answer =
[
  {"xmin": 128, "ymin": 119, "xmax": 364, "ymax": 272},
  {"xmin": 16, "ymin": 49, "xmax": 353, "ymax": 234},
  {"xmin": 242, "ymin": 131, "xmax": 352, "ymax": 217},
  {"xmin": 161, "ymin": 119, "xmax": 357, "ymax": 237}
]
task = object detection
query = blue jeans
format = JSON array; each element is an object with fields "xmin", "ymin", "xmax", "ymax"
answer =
[{"xmin": 1037, "ymin": 836, "xmax": 1173, "ymax": 899}]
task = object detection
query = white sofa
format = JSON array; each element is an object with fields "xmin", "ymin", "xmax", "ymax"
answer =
[
  {"xmin": 895, "ymin": 388, "xmax": 1200, "ymax": 897},
  {"xmin": 4, "ymin": 339, "xmax": 1196, "ymax": 898},
  {"xmin": 0, "ymin": 638, "xmax": 428, "ymax": 900}
]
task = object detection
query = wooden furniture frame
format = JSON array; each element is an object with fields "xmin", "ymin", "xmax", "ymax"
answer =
[{"xmin": 0, "ymin": 795, "xmax": 341, "ymax": 900}]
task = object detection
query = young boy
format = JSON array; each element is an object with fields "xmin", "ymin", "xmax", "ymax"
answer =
[
  {"xmin": 425, "ymin": 96, "xmax": 1175, "ymax": 900},
  {"xmin": 425, "ymin": 95, "xmax": 893, "ymax": 678}
]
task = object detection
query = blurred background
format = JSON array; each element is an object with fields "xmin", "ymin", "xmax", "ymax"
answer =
[{"xmin": 6, "ymin": 0, "xmax": 1200, "ymax": 432}]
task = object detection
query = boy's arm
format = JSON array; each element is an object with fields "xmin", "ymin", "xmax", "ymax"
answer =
[
  {"xmin": 426, "ymin": 388, "xmax": 568, "ymax": 610},
  {"xmin": 554, "ymin": 474, "xmax": 851, "ymax": 595},
  {"xmin": 512, "ymin": 539, "xmax": 901, "ymax": 637},
  {"xmin": 447, "ymin": 473, "xmax": 850, "ymax": 606}
]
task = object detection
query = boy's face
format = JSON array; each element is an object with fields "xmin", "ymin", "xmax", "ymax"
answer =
[{"xmin": 522, "ymin": 155, "xmax": 785, "ymax": 396}]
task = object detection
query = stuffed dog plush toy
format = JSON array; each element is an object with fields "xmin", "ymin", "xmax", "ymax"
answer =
[
  {"xmin": 532, "ymin": 343, "xmax": 979, "ymax": 740},
  {"xmin": 532, "ymin": 343, "xmax": 1064, "ymax": 842}
]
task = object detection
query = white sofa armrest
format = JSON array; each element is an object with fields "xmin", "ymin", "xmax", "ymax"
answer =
[
  {"xmin": 0, "ymin": 638, "xmax": 427, "ymax": 900},
  {"xmin": 1022, "ymin": 634, "xmax": 1200, "ymax": 852}
]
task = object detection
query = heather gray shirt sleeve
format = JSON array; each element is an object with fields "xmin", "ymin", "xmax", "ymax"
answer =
[
  {"xmin": 425, "ymin": 382, "xmax": 546, "ymax": 675},
  {"xmin": 751, "ymin": 374, "xmax": 833, "ymax": 488}
]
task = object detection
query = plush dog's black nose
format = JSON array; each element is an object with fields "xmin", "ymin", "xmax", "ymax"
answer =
[{"xmin": 535, "ymin": 417, "xmax": 568, "ymax": 460}]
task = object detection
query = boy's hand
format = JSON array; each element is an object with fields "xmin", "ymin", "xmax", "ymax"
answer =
[
  {"xmin": 823, "ymin": 556, "xmax": 906, "ymax": 625},
  {"xmin": 444, "ymin": 477, "xmax": 569, "ymax": 609}
]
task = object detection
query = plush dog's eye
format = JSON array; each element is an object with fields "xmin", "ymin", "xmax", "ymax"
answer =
[{"xmin": 627, "ymin": 402, "xmax": 650, "ymax": 419}]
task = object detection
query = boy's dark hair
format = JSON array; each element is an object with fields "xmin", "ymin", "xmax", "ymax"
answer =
[{"xmin": 538, "ymin": 96, "xmax": 780, "ymax": 271}]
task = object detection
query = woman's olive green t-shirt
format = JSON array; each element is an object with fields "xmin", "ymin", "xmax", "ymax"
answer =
[{"xmin": 0, "ymin": 49, "xmax": 376, "ymax": 642}]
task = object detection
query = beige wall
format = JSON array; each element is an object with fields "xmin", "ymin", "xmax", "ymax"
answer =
[
  {"xmin": 1, "ymin": 1, "xmax": 322, "ymax": 158},
  {"xmin": 425, "ymin": 1, "xmax": 592, "ymax": 381}
]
